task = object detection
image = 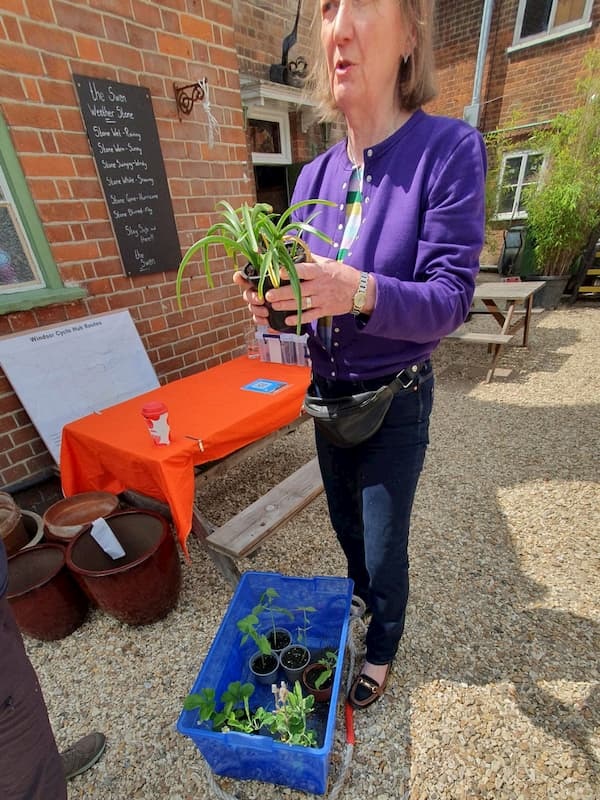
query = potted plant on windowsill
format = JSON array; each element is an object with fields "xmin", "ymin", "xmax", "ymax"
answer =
[{"xmin": 176, "ymin": 199, "xmax": 334, "ymax": 333}]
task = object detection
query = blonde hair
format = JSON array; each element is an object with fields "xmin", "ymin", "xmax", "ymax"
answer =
[{"xmin": 307, "ymin": 0, "xmax": 437, "ymax": 122}]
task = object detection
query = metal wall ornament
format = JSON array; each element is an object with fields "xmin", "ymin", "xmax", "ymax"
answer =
[
  {"xmin": 173, "ymin": 78, "xmax": 220, "ymax": 147},
  {"xmin": 174, "ymin": 80, "xmax": 206, "ymax": 117},
  {"xmin": 269, "ymin": 0, "xmax": 308, "ymax": 88}
]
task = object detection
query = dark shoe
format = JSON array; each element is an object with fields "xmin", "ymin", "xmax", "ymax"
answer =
[
  {"xmin": 60, "ymin": 732, "xmax": 106, "ymax": 780},
  {"xmin": 348, "ymin": 664, "xmax": 391, "ymax": 709}
]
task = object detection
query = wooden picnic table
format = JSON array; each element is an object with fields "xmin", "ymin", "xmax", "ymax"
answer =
[
  {"xmin": 446, "ymin": 280, "xmax": 546, "ymax": 382},
  {"xmin": 60, "ymin": 356, "xmax": 322, "ymax": 586}
]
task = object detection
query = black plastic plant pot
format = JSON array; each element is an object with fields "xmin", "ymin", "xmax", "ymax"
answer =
[
  {"xmin": 241, "ymin": 264, "xmax": 309, "ymax": 334},
  {"xmin": 280, "ymin": 644, "xmax": 311, "ymax": 685},
  {"xmin": 249, "ymin": 651, "xmax": 279, "ymax": 686}
]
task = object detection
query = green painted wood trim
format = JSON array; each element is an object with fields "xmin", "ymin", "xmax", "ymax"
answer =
[
  {"xmin": 0, "ymin": 286, "xmax": 87, "ymax": 314},
  {"xmin": 0, "ymin": 109, "xmax": 77, "ymax": 296}
]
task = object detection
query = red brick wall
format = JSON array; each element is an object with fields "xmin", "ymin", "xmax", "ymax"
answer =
[
  {"xmin": 234, "ymin": 0, "xmax": 314, "ymax": 81},
  {"xmin": 0, "ymin": 0, "xmax": 252, "ymax": 488},
  {"xmin": 432, "ymin": 0, "xmax": 600, "ymax": 131}
]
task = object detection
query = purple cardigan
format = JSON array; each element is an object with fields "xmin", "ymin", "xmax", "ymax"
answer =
[{"xmin": 291, "ymin": 109, "xmax": 487, "ymax": 381}]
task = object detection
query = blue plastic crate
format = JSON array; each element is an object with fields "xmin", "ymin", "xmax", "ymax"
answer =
[{"xmin": 177, "ymin": 571, "xmax": 353, "ymax": 794}]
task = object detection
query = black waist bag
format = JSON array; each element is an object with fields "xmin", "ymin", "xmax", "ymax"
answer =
[{"xmin": 303, "ymin": 367, "xmax": 427, "ymax": 448}]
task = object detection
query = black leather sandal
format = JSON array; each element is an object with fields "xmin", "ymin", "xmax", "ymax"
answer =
[{"xmin": 348, "ymin": 664, "xmax": 391, "ymax": 709}]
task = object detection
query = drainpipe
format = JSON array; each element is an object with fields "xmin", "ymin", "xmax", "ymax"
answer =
[{"xmin": 463, "ymin": 0, "xmax": 495, "ymax": 128}]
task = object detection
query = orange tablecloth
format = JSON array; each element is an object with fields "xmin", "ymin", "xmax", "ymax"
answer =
[{"xmin": 60, "ymin": 357, "xmax": 311, "ymax": 556}]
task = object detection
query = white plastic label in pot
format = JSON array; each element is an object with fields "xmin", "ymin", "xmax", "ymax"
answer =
[{"xmin": 90, "ymin": 518, "xmax": 126, "ymax": 559}]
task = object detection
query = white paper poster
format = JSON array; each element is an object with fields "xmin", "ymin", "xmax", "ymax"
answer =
[{"xmin": 0, "ymin": 310, "xmax": 159, "ymax": 463}]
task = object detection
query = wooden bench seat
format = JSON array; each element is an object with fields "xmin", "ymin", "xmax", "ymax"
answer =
[
  {"xmin": 444, "ymin": 330, "xmax": 514, "ymax": 383},
  {"xmin": 446, "ymin": 331, "xmax": 513, "ymax": 346},
  {"xmin": 203, "ymin": 457, "xmax": 323, "ymax": 585}
]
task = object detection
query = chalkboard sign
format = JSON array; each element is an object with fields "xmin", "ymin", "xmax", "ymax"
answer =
[{"xmin": 73, "ymin": 74, "xmax": 181, "ymax": 276}]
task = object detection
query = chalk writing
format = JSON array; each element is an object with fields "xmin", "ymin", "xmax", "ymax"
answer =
[{"xmin": 74, "ymin": 74, "xmax": 181, "ymax": 276}]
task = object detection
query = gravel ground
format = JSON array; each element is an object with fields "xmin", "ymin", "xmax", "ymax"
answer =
[{"xmin": 25, "ymin": 303, "xmax": 599, "ymax": 800}]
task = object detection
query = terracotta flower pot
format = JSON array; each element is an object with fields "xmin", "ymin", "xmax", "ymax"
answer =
[
  {"xmin": 302, "ymin": 658, "xmax": 336, "ymax": 703},
  {"xmin": 0, "ymin": 492, "xmax": 29, "ymax": 556},
  {"xmin": 20, "ymin": 509, "xmax": 45, "ymax": 549},
  {"xmin": 65, "ymin": 510, "xmax": 181, "ymax": 625},
  {"xmin": 7, "ymin": 543, "xmax": 89, "ymax": 640},
  {"xmin": 43, "ymin": 491, "xmax": 119, "ymax": 544}
]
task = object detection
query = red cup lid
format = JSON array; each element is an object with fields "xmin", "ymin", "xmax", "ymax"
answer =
[{"xmin": 141, "ymin": 401, "xmax": 168, "ymax": 418}]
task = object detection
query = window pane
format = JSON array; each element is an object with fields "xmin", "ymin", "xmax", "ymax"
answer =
[
  {"xmin": 521, "ymin": 0, "xmax": 553, "ymax": 36},
  {"xmin": 248, "ymin": 119, "xmax": 282, "ymax": 155},
  {"xmin": 524, "ymin": 153, "xmax": 544, "ymax": 181},
  {"xmin": 0, "ymin": 206, "xmax": 38, "ymax": 287},
  {"xmin": 502, "ymin": 158, "xmax": 522, "ymax": 185},
  {"xmin": 554, "ymin": 0, "xmax": 586, "ymax": 26},
  {"xmin": 498, "ymin": 186, "xmax": 517, "ymax": 215}
]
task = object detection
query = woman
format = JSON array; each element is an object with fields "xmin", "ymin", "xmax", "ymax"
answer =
[{"xmin": 235, "ymin": 0, "xmax": 486, "ymax": 708}]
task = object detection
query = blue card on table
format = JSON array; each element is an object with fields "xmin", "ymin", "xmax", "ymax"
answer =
[{"xmin": 241, "ymin": 379, "xmax": 288, "ymax": 394}]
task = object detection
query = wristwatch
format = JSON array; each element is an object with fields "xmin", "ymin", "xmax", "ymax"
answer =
[{"xmin": 352, "ymin": 271, "xmax": 369, "ymax": 316}]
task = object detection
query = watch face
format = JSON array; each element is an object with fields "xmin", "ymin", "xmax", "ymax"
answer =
[{"xmin": 354, "ymin": 291, "xmax": 367, "ymax": 308}]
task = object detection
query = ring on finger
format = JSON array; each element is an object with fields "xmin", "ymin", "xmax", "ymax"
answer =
[{"xmin": 305, "ymin": 296, "xmax": 312, "ymax": 310}]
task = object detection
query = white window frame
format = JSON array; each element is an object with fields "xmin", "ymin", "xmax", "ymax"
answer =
[
  {"xmin": 495, "ymin": 150, "xmax": 545, "ymax": 221},
  {"xmin": 511, "ymin": 0, "xmax": 594, "ymax": 50},
  {"xmin": 246, "ymin": 106, "xmax": 291, "ymax": 166}
]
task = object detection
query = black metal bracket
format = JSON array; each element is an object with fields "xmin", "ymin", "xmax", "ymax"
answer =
[
  {"xmin": 269, "ymin": 0, "xmax": 308, "ymax": 87},
  {"xmin": 174, "ymin": 81, "xmax": 206, "ymax": 117}
]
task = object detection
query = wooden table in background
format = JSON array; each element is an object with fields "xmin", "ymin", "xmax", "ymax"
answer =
[{"xmin": 446, "ymin": 280, "xmax": 546, "ymax": 382}]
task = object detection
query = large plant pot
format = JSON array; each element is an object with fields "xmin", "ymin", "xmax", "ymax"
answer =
[
  {"xmin": 21, "ymin": 509, "xmax": 45, "ymax": 549},
  {"xmin": 43, "ymin": 491, "xmax": 119, "ymax": 544},
  {"xmin": 7, "ymin": 543, "xmax": 89, "ymax": 640},
  {"xmin": 0, "ymin": 492, "xmax": 29, "ymax": 556},
  {"xmin": 65, "ymin": 510, "xmax": 181, "ymax": 625},
  {"xmin": 523, "ymin": 275, "xmax": 569, "ymax": 309}
]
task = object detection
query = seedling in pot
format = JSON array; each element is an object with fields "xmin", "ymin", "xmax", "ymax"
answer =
[{"xmin": 314, "ymin": 650, "xmax": 338, "ymax": 690}]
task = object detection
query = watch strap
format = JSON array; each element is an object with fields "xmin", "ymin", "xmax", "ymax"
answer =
[{"xmin": 352, "ymin": 271, "xmax": 369, "ymax": 316}]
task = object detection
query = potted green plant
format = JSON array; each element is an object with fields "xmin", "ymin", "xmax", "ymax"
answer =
[
  {"xmin": 520, "ymin": 50, "xmax": 600, "ymax": 308},
  {"xmin": 236, "ymin": 587, "xmax": 296, "ymax": 683},
  {"xmin": 176, "ymin": 199, "xmax": 334, "ymax": 333},
  {"xmin": 302, "ymin": 649, "xmax": 338, "ymax": 703}
]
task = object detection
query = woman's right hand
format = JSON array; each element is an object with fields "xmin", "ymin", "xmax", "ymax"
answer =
[{"xmin": 233, "ymin": 270, "xmax": 270, "ymax": 325}]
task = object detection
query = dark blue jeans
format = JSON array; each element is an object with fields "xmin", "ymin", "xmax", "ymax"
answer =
[{"xmin": 314, "ymin": 364, "xmax": 434, "ymax": 664}]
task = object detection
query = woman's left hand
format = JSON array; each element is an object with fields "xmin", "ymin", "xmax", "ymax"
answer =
[{"xmin": 265, "ymin": 253, "xmax": 369, "ymax": 325}]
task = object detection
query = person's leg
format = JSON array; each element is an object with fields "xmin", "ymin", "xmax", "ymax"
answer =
[
  {"xmin": 348, "ymin": 374, "xmax": 434, "ymax": 707},
  {"xmin": 0, "ymin": 595, "xmax": 67, "ymax": 800},
  {"xmin": 315, "ymin": 370, "xmax": 434, "ymax": 702},
  {"xmin": 361, "ymin": 372, "xmax": 434, "ymax": 665},
  {"xmin": 315, "ymin": 429, "xmax": 369, "ymax": 602}
]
